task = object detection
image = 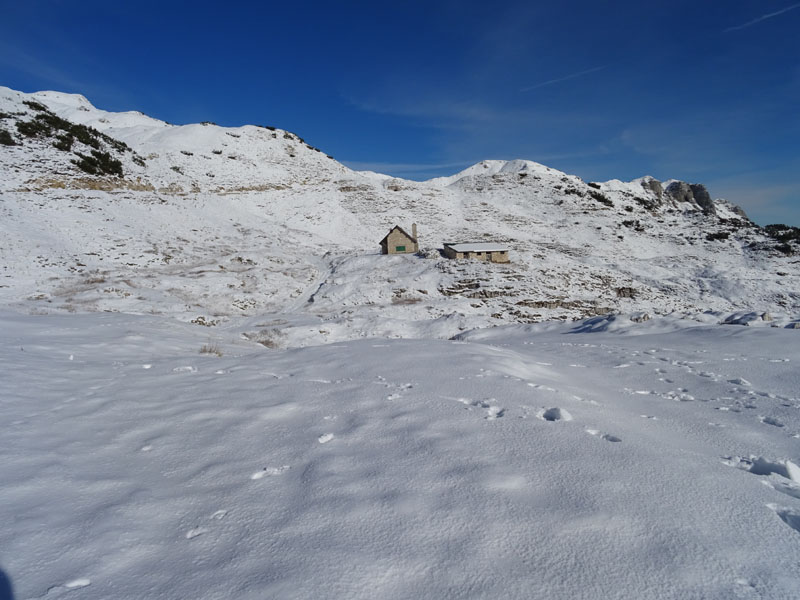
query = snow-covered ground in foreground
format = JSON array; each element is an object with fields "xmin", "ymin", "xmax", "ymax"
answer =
[{"xmin": 2, "ymin": 311, "xmax": 799, "ymax": 599}]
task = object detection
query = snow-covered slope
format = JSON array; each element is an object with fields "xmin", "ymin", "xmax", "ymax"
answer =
[
  {"xmin": 1, "ymin": 86, "xmax": 799, "ymax": 344},
  {"xmin": 2, "ymin": 311, "xmax": 800, "ymax": 599}
]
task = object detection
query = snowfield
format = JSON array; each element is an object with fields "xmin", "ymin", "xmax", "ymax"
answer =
[
  {"xmin": 2, "ymin": 311, "xmax": 800, "ymax": 599},
  {"xmin": 2, "ymin": 85, "xmax": 800, "ymax": 599}
]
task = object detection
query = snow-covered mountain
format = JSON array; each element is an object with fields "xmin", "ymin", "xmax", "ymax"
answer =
[
  {"xmin": 3, "ymin": 87, "xmax": 800, "ymax": 600},
  {"xmin": 1, "ymin": 86, "xmax": 798, "ymax": 344}
]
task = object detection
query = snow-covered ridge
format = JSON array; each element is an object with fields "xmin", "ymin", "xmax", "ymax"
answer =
[{"xmin": 0, "ymin": 86, "xmax": 799, "ymax": 343}]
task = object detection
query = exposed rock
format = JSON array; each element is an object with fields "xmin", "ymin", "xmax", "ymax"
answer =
[
  {"xmin": 665, "ymin": 181, "xmax": 694, "ymax": 204},
  {"xmin": 664, "ymin": 181, "xmax": 716, "ymax": 215},
  {"xmin": 640, "ymin": 177, "xmax": 663, "ymax": 200},
  {"xmin": 615, "ymin": 287, "xmax": 637, "ymax": 299},
  {"xmin": 722, "ymin": 312, "xmax": 760, "ymax": 326},
  {"xmin": 729, "ymin": 203, "xmax": 751, "ymax": 220},
  {"xmin": 689, "ymin": 184, "xmax": 716, "ymax": 215}
]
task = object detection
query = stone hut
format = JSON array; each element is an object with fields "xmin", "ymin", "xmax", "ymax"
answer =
[
  {"xmin": 443, "ymin": 242, "xmax": 510, "ymax": 263},
  {"xmin": 380, "ymin": 224, "xmax": 418, "ymax": 255}
]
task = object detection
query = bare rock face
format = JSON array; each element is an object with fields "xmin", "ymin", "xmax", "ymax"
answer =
[
  {"xmin": 665, "ymin": 181, "xmax": 693, "ymax": 203},
  {"xmin": 640, "ymin": 177, "xmax": 663, "ymax": 200},
  {"xmin": 689, "ymin": 184, "xmax": 715, "ymax": 215},
  {"xmin": 665, "ymin": 181, "xmax": 716, "ymax": 215},
  {"xmin": 729, "ymin": 203, "xmax": 751, "ymax": 220}
]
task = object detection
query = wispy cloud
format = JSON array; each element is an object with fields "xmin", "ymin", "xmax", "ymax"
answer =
[
  {"xmin": 521, "ymin": 65, "xmax": 607, "ymax": 92},
  {"xmin": 724, "ymin": 2, "xmax": 800, "ymax": 32},
  {"xmin": 0, "ymin": 43, "xmax": 88, "ymax": 92}
]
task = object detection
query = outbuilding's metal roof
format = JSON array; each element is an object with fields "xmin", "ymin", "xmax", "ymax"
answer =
[{"xmin": 444, "ymin": 243, "xmax": 509, "ymax": 252}]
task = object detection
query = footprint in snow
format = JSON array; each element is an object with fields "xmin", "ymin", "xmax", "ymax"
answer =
[
  {"xmin": 484, "ymin": 405, "xmax": 505, "ymax": 420},
  {"xmin": 456, "ymin": 398, "xmax": 505, "ymax": 419},
  {"xmin": 251, "ymin": 465, "xmax": 290, "ymax": 479},
  {"xmin": 537, "ymin": 407, "xmax": 572, "ymax": 422},
  {"xmin": 64, "ymin": 579, "xmax": 91, "ymax": 590},
  {"xmin": 46, "ymin": 578, "xmax": 92, "ymax": 594},
  {"xmin": 759, "ymin": 416, "xmax": 784, "ymax": 427},
  {"xmin": 586, "ymin": 429, "xmax": 621, "ymax": 442},
  {"xmin": 185, "ymin": 527, "xmax": 209, "ymax": 540},
  {"xmin": 767, "ymin": 503, "xmax": 800, "ymax": 534},
  {"xmin": 722, "ymin": 456, "xmax": 800, "ymax": 501}
]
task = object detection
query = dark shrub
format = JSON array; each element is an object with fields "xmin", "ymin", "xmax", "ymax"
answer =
[
  {"xmin": 0, "ymin": 128, "xmax": 16, "ymax": 145},
  {"xmin": 634, "ymin": 196, "xmax": 658, "ymax": 211},
  {"xmin": 16, "ymin": 119, "xmax": 51, "ymax": 137},
  {"xmin": 23, "ymin": 100, "xmax": 48, "ymax": 112},
  {"xmin": 588, "ymin": 189, "xmax": 613, "ymax": 207},
  {"xmin": 764, "ymin": 224, "xmax": 800, "ymax": 243},
  {"xmin": 73, "ymin": 150, "xmax": 123, "ymax": 177},
  {"xmin": 53, "ymin": 134, "xmax": 74, "ymax": 151}
]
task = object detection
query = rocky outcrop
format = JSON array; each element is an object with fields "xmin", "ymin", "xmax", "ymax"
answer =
[
  {"xmin": 665, "ymin": 181, "xmax": 716, "ymax": 215},
  {"xmin": 640, "ymin": 177, "xmax": 663, "ymax": 200},
  {"xmin": 689, "ymin": 184, "xmax": 715, "ymax": 215}
]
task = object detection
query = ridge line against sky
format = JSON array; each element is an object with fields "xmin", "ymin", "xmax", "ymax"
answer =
[{"xmin": 0, "ymin": 0, "xmax": 798, "ymax": 225}]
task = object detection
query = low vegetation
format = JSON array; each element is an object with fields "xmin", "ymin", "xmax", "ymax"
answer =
[
  {"xmin": 12, "ymin": 102, "xmax": 130, "ymax": 176},
  {"xmin": 763, "ymin": 224, "xmax": 800, "ymax": 256},
  {"xmin": 199, "ymin": 342, "xmax": 223, "ymax": 357},
  {"xmin": 72, "ymin": 150, "xmax": 124, "ymax": 177},
  {"xmin": 0, "ymin": 128, "xmax": 16, "ymax": 145},
  {"xmin": 588, "ymin": 189, "xmax": 613, "ymax": 207}
]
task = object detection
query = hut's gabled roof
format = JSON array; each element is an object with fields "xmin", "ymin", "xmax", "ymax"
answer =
[{"xmin": 379, "ymin": 225, "xmax": 417, "ymax": 245}]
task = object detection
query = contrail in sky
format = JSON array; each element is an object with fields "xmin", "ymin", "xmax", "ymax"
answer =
[
  {"xmin": 724, "ymin": 2, "xmax": 800, "ymax": 32},
  {"xmin": 521, "ymin": 65, "xmax": 607, "ymax": 92}
]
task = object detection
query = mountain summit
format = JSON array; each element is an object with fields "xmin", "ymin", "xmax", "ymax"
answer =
[{"xmin": 1, "ymin": 86, "xmax": 798, "ymax": 343}]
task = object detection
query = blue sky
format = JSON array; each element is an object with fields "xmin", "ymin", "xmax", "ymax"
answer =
[{"xmin": 1, "ymin": 1, "xmax": 798, "ymax": 225}]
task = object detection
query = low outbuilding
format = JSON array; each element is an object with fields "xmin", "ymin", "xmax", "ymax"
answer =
[
  {"xmin": 443, "ymin": 242, "xmax": 510, "ymax": 263},
  {"xmin": 380, "ymin": 224, "xmax": 418, "ymax": 255}
]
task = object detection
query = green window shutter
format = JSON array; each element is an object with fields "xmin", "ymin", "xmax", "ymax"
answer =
[{"xmin": 395, "ymin": 245, "xmax": 406, "ymax": 252}]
